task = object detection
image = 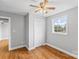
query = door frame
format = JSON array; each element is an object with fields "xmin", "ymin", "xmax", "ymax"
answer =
[{"xmin": 0, "ymin": 16, "xmax": 11, "ymax": 51}]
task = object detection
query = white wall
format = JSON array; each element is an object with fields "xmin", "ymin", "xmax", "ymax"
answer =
[
  {"xmin": 24, "ymin": 13, "xmax": 29, "ymax": 48},
  {"xmin": 0, "ymin": 11, "xmax": 46, "ymax": 50},
  {"xmin": 24, "ymin": 12, "xmax": 45, "ymax": 50},
  {"xmin": 0, "ymin": 11, "xmax": 25, "ymax": 49},
  {"xmin": 46, "ymin": 7, "xmax": 78, "ymax": 55}
]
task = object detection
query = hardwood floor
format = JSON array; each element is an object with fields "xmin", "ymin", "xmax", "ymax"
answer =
[{"xmin": 0, "ymin": 40, "xmax": 76, "ymax": 59}]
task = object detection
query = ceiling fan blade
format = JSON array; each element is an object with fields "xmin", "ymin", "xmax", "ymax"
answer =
[
  {"xmin": 44, "ymin": 0, "xmax": 48, "ymax": 4},
  {"xmin": 30, "ymin": 4, "xmax": 38, "ymax": 7},
  {"xmin": 46, "ymin": 7, "xmax": 56, "ymax": 10},
  {"xmin": 35, "ymin": 9, "xmax": 40, "ymax": 13}
]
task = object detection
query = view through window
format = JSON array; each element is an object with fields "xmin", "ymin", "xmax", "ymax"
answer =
[{"xmin": 52, "ymin": 16, "xmax": 68, "ymax": 34}]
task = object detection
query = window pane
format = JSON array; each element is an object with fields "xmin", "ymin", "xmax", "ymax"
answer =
[{"xmin": 53, "ymin": 16, "xmax": 67, "ymax": 34}]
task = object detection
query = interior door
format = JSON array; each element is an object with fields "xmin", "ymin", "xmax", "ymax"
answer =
[{"xmin": 34, "ymin": 18, "xmax": 45, "ymax": 48}]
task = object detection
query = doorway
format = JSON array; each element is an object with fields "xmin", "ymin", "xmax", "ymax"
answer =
[{"xmin": 0, "ymin": 16, "xmax": 11, "ymax": 51}]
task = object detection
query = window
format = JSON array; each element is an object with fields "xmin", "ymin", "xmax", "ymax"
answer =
[{"xmin": 52, "ymin": 16, "xmax": 68, "ymax": 35}]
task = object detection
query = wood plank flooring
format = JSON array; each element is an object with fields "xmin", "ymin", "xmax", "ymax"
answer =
[{"xmin": 0, "ymin": 40, "xmax": 76, "ymax": 59}]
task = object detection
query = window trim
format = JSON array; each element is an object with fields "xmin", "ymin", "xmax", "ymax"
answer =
[{"xmin": 52, "ymin": 16, "xmax": 68, "ymax": 35}]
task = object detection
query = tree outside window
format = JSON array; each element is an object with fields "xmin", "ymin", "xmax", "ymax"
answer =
[{"xmin": 52, "ymin": 16, "xmax": 68, "ymax": 35}]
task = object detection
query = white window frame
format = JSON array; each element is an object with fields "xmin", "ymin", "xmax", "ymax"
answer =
[{"xmin": 52, "ymin": 16, "xmax": 68, "ymax": 35}]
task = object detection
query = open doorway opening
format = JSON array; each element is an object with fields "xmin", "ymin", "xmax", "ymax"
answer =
[{"xmin": 0, "ymin": 16, "xmax": 11, "ymax": 51}]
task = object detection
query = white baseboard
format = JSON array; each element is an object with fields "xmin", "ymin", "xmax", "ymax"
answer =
[
  {"xmin": 25, "ymin": 45, "xmax": 31, "ymax": 51},
  {"xmin": 28, "ymin": 43, "xmax": 47, "ymax": 51},
  {"xmin": 0, "ymin": 39, "xmax": 8, "ymax": 41},
  {"xmin": 28, "ymin": 46, "xmax": 36, "ymax": 51},
  {"xmin": 9, "ymin": 44, "xmax": 25, "ymax": 51},
  {"xmin": 28, "ymin": 44, "xmax": 43, "ymax": 51},
  {"xmin": 45, "ymin": 43, "xmax": 78, "ymax": 58},
  {"xmin": 9, "ymin": 44, "xmax": 35, "ymax": 51},
  {"xmin": 9, "ymin": 43, "xmax": 78, "ymax": 58}
]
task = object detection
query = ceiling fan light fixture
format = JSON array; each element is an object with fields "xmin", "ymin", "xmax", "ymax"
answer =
[{"xmin": 30, "ymin": 0, "xmax": 56, "ymax": 14}]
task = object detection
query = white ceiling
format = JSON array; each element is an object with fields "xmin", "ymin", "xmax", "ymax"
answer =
[{"xmin": 0, "ymin": 0, "xmax": 78, "ymax": 16}]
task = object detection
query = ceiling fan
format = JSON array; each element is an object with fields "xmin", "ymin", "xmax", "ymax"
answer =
[{"xmin": 30, "ymin": 0, "xmax": 56, "ymax": 14}]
